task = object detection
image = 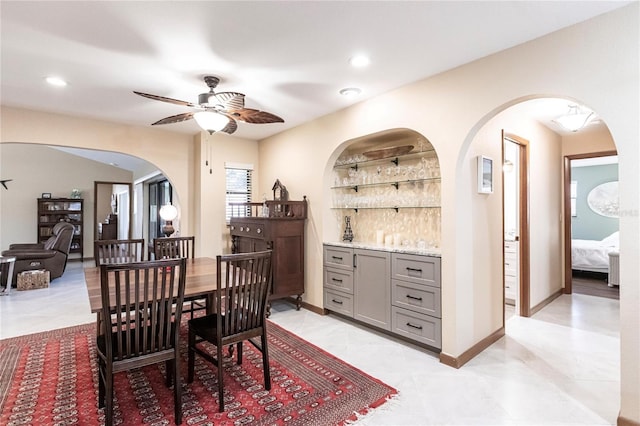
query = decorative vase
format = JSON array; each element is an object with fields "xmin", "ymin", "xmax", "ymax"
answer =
[{"xmin": 342, "ymin": 216, "xmax": 354, "ymax": 242}]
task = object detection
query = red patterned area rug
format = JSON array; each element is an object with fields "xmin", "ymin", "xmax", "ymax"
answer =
[{"xmin": 0, "ymin": 320, "xmax": 397, "ymax": 425}]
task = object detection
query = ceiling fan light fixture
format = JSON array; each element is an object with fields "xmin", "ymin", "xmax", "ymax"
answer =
[
  {"xmin": 194, "ymin": 111, "xmax": 229, "ymax": 134},
  {"xmin": 554, "ymin": 104, "xmax": 594, "ymax": 132}
]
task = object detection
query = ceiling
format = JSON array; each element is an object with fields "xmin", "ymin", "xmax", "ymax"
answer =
[{"xmin": 1, "ymin": 1, "xmax": 627, "ymax": 147}]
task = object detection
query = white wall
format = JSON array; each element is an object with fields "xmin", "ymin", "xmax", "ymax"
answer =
[{"xmin": 194, "ymin": 132, "xmax": 260, "ymax": 258}]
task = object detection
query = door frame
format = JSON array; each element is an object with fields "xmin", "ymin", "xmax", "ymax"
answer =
[
  {"xmin": 503, "ymin": 132, "xmax": 531, "ymax": 317},
  {"xmin": 562, "ymin": 150, "xmax": 617, "ymax": 293},
  {"xmin": 93, "ymin": 181, "xmax": 133, "ymax": 243}
]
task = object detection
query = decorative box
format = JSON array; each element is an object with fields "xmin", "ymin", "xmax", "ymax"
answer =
[{"xmin": 17, "ymin": 269, "xmax": 50, "ymax": 290}]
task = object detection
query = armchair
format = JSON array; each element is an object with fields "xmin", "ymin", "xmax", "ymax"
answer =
[{"xmin": 1, "ymin": 222, "xmax": 75, "ymax": 284}]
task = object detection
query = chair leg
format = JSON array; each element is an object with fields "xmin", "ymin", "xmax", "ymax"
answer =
[
  {"xmin": 237, "ymin": 342, "xmax": 243, "ymax": 365},
  {"xmin": 173, "ymin": 349, "xmax": 183, "ymax": 425},
  {"xmin": 98, "ymin": 362, "xmax": 105, "ymax": 408},
  {"xmin": 105, "ymin": 368, "xmax": 114, "ymax": 426},
  {"xmin": 261, "ymin": 331, "xmax": 271, "ymax": 391},
  {"xmin": 187, "ymin": 328, "xmax": 195, "ymax": 383},
  {"xmin": 165, "ymin": 359, "xmax": 173, "ymax": 387},
  {"xmin": 217, "ymin": 343, "xmax": 225, "ymax": 412}
]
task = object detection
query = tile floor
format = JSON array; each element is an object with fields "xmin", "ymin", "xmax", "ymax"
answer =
[{"xmin": 0, "ymin": 261, "xmax": 621, "ymax": 425}]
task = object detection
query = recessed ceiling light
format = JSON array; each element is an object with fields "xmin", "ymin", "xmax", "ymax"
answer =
[
  {"xmin": 349, "ymin": 55, "xmax": 370, "ymax": 68},
  {"xmin": 339, "ymin": 87, "xmax": 361, "ymax": 97},
  {"xmin": 45, "ymin": 76, "xmax": 68, "ymax": 87}
]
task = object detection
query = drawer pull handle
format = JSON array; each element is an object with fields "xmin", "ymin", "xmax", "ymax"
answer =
[
  {"xmin": 257, "ymin": 228, "xmax": 262, "ymax": 234},
  {"xmin": 406, "ymin": 267, "xmax": 422, "ymax": 273},
  {"xmin": 332, "ymin": 256, "xmax": 343, "ymax": 260},
  {"xmin": 406, "ymin": 322, "xmax": 423, "ymax": 330},
  {"xmin": 230, "ymin": 226, "xmax": 235, "ymax": 230},
  {"xmin": 406, "ymin": 295, "xmax": 423, "ymax": 301},
  {"xmin": 246, "ymin": 227, "xmax": 251, "ymax": 232},
  {"xmin": 240, "ymin": 227, "xmax": 244, "ymax": 232},
  {"xmin": 332, "ymin": 299, "xmax": 343, "ymax": 305},
  {"xmin": 332, "ymin": 278, "xmax": 343, "ymax": 283}
]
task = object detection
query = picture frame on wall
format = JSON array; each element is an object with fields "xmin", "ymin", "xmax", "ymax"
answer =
[{"xmin": 477, "ymin": 156, "xmax": 493, "ymax": 194}]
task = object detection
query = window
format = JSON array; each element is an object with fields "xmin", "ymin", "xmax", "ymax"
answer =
[
  {"xmin": 225, "ymin": 163, "xmax": 253, "ymax": 221},
  {"xmin": 149, "ymin": 179, "xmax": 172, "ymax": 239}
]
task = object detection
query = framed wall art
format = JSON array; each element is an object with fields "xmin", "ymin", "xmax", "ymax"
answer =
[{"xmin": 477, "ymin": 156, "xmax": 493, "ymax": 194}]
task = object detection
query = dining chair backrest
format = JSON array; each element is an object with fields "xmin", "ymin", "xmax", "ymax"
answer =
[
  {"xmin": 98, "ymin": 258, "xmax": 187, "ymax": 361},
  {"xmin": 94, "ymin": 239, "xmax": 145, "ymax": 266},
  {"xmin": 217, "ymin": 250, "xmax": 273, "ymax": 336},
  {"xmin": 154, "ymin": 236, "xmax": 195, "ymax": 260}
]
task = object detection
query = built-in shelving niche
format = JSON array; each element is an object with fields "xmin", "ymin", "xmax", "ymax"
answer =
[{"xmin": 329, "ymin": 129, "xmax": 441, "ymax": 250}]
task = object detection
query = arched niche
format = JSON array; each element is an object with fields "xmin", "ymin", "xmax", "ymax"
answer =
[{"xmin": 325, "ymin": 128, "xmax": 442, "ymax": 250}]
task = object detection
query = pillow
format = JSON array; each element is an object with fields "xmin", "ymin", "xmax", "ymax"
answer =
[{"xmin": 601, "ymin": 231, "xmax": 619, "ymax": 247}]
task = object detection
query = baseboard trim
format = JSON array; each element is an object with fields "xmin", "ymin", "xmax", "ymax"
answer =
[
  {"xmin": 439, "ymin": 326, "xmax": 505, "ymax": 369},
  {"xmin": 282, "ymin": 297, "xmax": 326, "ymax": 315},
  {"xmin": 618, "ymin": 414, "xmax": 640, "ymax": 426},
  {"xmin": 530, "ymin": 288, "xmax": 563, "ymax": 316}
]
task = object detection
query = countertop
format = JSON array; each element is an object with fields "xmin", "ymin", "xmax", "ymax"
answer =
[{"xmin": 324, "ymin": 241, "xmax": 441, "ymax": 257}]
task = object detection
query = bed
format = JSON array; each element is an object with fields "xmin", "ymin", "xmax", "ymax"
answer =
[{"xmin": 571, "ymin": 231, "xmax": 619, "ymax": 274}]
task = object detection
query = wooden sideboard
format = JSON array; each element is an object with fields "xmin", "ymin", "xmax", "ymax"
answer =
[{"xmin": 229, "ymin": 198, "xmax": 307, "ymax": 313}]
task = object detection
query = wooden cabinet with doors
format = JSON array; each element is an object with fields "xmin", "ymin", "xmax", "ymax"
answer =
[
  {"xmin": 324, "ymin": 243, "xmax": 442, "ymax": 351},
  {"xmin": 229, "ymin": 198, "xmax": 307, "ymax": 313}
]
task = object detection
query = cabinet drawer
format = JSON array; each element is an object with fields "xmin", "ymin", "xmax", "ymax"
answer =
[
  {"xmin": 504, "ymin": 242, "xmax": 518, "ymax": 253},
  {"xmin": 323, "ymin": 245, "xmax": 353, "ymax": 269},
  {"xmin": 324, "ymin": 289, "xmax": 354, "ymax": 317},
  {"xmin": 391, "ymin": 306, "xmax": 441, "ymax": 349},
  {"xmin": 324, "ymin": 267, "xmax": 354, "ymax": 294},
  {"xmin": 392, "ymin": 279, "xmax": 441, "ymax": 318},
  {"xmin": 504, "ymin": 259, "xmax": 518, "ymax": 275},
  {"xmin": 392, "ymin": 253, "xmax": 440, "ymax": 287},
  {"xmin": 230, "ymin": 221, "xmax": 265, "ymax": 239}
]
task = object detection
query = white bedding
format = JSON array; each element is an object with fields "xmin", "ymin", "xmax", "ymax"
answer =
[{"xmin": 571, "ymin": 232, "xmax": 619, "ymax": 273}]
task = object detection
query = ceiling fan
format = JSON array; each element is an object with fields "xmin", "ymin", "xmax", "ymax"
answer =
[{"xmin": 134, "ymin": 76, "xmax": 284, "ymax": 134}]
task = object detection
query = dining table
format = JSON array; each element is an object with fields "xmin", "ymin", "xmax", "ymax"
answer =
[{"xmin": 84, "ymin": 257, "xmax": 218, "ymax": 316}]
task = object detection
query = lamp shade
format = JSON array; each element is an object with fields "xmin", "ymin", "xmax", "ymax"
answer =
[
  {"xmin": 159, "ymin": 204, "xmax": 178, "ymax": 221},
  {"xmin": 554, "ymin": 105, "xmax": 594, "ymax": 132},
  {"xmin": 194, "ymin": 111, "xmax": 229, "ymax": 134}
]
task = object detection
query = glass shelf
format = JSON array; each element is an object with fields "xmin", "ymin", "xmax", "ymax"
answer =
[
  {"xmin": 331, "ymin": 205, "xmax": 441, "ymax": 212},
  {"xmin": 333, "ymin": 148, "xmax": 436, "ymax": 170},
  {"xmin": 331, "ymin": 176, "xmax": 441, "ymax": 191}
]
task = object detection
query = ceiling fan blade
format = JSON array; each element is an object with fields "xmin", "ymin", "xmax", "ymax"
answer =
[
  {"xmin": 134, "ymin": 91, "xmax": 195, "ymax": 107},
  {"xmin": 229, "ymin": 108, "xmax": 284, "ymax": 124},
  {"xmin": 151, "ymin": 112, "xmax": 195, "ymax": 125},
  {"xmin": 221, "ymin": 117, "xmax": 238, "ymax": 135},
  {"xmin": 212, "ymin": 92, "xmax": 245, "ymax": 110}
]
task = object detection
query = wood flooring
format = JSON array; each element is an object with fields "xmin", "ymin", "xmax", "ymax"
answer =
[{"xmin": 572, "ymin": 270, "xmax": 619, "ymax": 300}]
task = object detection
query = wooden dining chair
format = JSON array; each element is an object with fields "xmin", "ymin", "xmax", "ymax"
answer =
[
  {"xmin": 96, "ymin": 258, "xmax": 187, "ymax": 426},
  {"xmin": 154, "ymin": 236, "xmax": 203, "ymax": 318},
  {"xmin": 187, "ymin": 250, "xmax": 273, "ymax": 412},
  {"xmin": 153, "ymin": 236, "xmax": 195, "ymax": 260},
  {"xmin": 94, "ymin": 238, "xmax": 145, "ymax": 266}
]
